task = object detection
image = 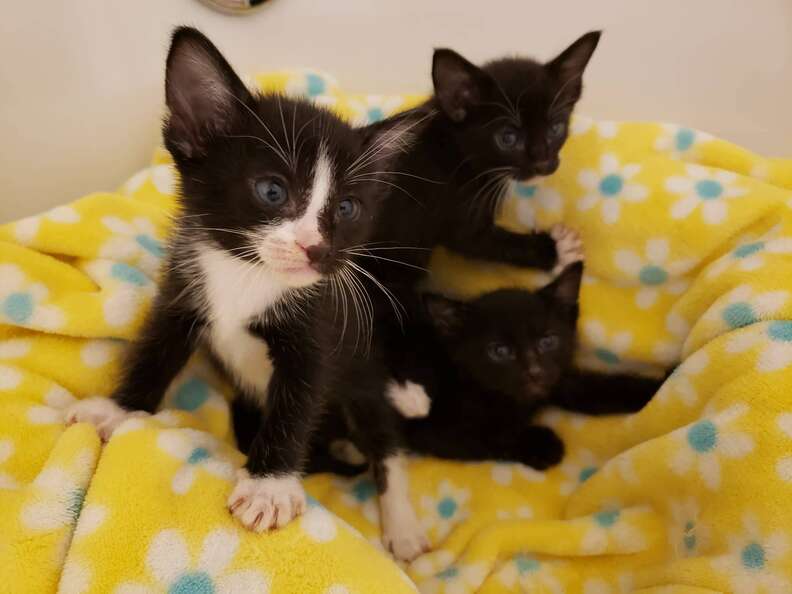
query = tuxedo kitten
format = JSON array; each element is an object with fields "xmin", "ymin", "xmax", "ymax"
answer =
[
  {"xmin": 297, "ymin": 31, "xmax": 602, "ymax": 560},
  {"xmin": 65, "ymin": 27, "xmax": 415, "ymax": 533}
]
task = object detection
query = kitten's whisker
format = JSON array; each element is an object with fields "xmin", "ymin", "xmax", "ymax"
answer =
[
  {"xmin": 349, "ymin": 170, "xmax": 443, "ymax": 185},
  {"xmin": 345, "ymin": 259, "xmax": 406, "ymax": 329},
  {"xmin": 344, "ymin": 264, "xmax": 374, "ymax": 356},
  {"xmin": 221, "ymin": 134, "xmax": 291, "ymax": 169},
  {"xmin": 349, "ymin": 177, "xmax": 424, "ymax": 207},
  {"xmin": 227, "ymin": 93, "xmax": 292, "ymax": 170},
  {"xmin": 342, "ymin": 251, "xmax": 430, "ymax": 273}
]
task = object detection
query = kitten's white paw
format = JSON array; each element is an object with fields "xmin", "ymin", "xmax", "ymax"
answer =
[
  {"xmin": 228, "ymin": 469, "xmax": 307, "ymax": 533},
  {"xmin": 65, "ymin": 397, "xmax": 145, "ymax": 442},
  {"xmin": 386, "ymin": 380, "xmax": 431, "ymax": 419},
  {"xmin": 551, "ymin": 224, "xmax": 584, "ymax": 275},
  {"xmin": 381, "ymin": 507, "xmax": 430, "ymax": 562}
]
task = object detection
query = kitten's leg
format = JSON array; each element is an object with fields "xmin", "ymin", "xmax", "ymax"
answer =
[
  {"xmin": 550, "ymin": 224, "xmax": 584, "ymax": 275},
  {"xmin": 553, "ymin": 371, "xmax": 664, "ymax": 415},
  {"xmin": 66, "ymin": 301, "xmax": 201, "ymax": 441},
  {"xmin": 385, "ymin": 378, "xmax": 431, "ymax": 419},
  {"xmin": 231, "ymin": 395, "xmax": 262, "ymax": 454},
  {"xmin": 442, "ymin": 225, "xmax": 558, "ymax": 269}
]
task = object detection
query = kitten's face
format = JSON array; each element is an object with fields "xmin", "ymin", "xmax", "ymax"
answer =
[
  {"xmin": 163, "ymin": 28, "xmax": 411, "ymax": 289},
  {"xmin": 427, "ymin": 264, "xmax": 582, "ymax": 403},
  {"xmin": 432, "ymin": 32, "xmax": 600, "ymax": 181}
]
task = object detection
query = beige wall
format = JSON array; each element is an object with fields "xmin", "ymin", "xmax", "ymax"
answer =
[{"xmin": 1, "ymin": 0, "xmax": 790, "ymax": 221}]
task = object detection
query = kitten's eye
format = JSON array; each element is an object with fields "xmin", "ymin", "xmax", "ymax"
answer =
[
  {"xmin": 538, "ymin": 335, "xmax": 559, "ymax": 352},
  {"xmin": 487, "ymin": 342, "xmax": 515, "ymax": 362},
  {"xmin": 548, "ymin": 122, "xmax": 566, "ymax": 140},
  {"xmin": 495, "ymin": 126, "xmax": 520, "ymax": 150},
  {"xmin": 337, "ymin": 197, "xmax": 360, "ymax": 220},
  {"xmin": 254, "ymin": 178, "xmax": 288, "ymax": 206}
]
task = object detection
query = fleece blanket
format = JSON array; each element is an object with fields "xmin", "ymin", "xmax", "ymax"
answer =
[{"xmin": 1, "ymin": 70, "xmax": 791, "ymax": 594}]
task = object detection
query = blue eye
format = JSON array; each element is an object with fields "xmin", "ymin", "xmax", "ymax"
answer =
[
  {"xmin": 254, "ymin": 178, "xmax": 288, "ymax": 206},
  {"xmin": 538, "ymin": 335, "xmax": 559, "ymax": 352},
  {"xmin": 548, "ymin": 121, "xmax": 566, "ymax": 139},
  {"xmin": 487, "ymin": 342, "xmax": 515, "ymax": 362},
  {"xmin": 337, "ymin": 197, "xmax": 360, "ymax": 220},
  {"xmin": 496, "ymin": 126, "xmax": 519, "ymax": 150}
]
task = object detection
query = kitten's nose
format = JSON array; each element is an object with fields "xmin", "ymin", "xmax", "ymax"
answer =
[
  {"xmin": 534, "ymin": 159, "xmax": 559, "ymax": 176},
  {"xmin": 304, "ymin": 243, "xmax": 331, "ymax": 266}
]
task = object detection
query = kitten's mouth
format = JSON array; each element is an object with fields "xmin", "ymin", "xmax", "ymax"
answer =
[{"xmin": 516, "ymin": 158, "xmax": 560, "ymax": 181}]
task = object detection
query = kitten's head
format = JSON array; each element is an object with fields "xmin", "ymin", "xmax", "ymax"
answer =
[
  {"xmin": 163, "ymin": 27, "xmax": 414, "ymax": 289},
  {"xmin": 432, "ymin": 31, "xmax": 600, "ymax": 180},
  {"xmin": 425, "ymin": 263, "xmax": 582, "ymax": 403}
]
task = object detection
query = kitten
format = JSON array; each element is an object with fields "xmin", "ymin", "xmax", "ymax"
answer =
[
  {"xmin": 235, "ymin": 31, "xmax": 603, "ymax": 560},
  {"xmin": 65, "ymin": 27, "xmax": 416, "ymax": 533}
]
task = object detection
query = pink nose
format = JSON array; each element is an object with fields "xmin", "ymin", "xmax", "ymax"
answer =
[{"xmin": 304, "ymin": 244, "xmax": 330, "ymax": 265}]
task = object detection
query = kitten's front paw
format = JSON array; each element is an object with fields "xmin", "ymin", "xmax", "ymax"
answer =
[
  {"xmin": 228, "ymin": 469, "xmax": 307, "ymax": 533},
  {"xmin": 386, "ymin": 380, "xmax": 431, "ymax": 419},
  {"xmin": 519, "ymin": 425, "xmax": 565, "ymax": 470},
  {"xmin": 381, "ymin": 510, "xmax": 430, "ymax": 562},
  {"xmin": 551, "ymin": 224, "xmax": 584, "ymax": 275},
  {"xmin": 65, "ymin": 397, "xmax": 145, "ymax": 442}
]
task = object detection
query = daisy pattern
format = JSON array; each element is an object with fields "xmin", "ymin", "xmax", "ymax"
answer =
[
  {"xmin": 0, "ymin": 437, "xmax": 18, "ymax": 489},
  {"xmin": 580, "ymin": 507, "xmax": 647, "ymax": 554},
  {"xmin": 99, "ymin": 216, "xmax": 165, "ymax": 277},
  {"xmin": 654, "ymin": 124, "xmax": 712, "ymax": 159},
  {"xmin": 613, "ymin": 238, "xmax": 693, "ymax": 309},
  {"xmin": 667, "ymin": 497, "xmax": 710, "ymax": 558},
  {"xmin": 284, "ymin": 70, "xmax": 337, "ymax": 107},
  {"xmin": 512, "ymin": 180, "xmax": 564, "ymax": 228},
  {"xmin": 669, "ymin": 402, "xmax": 754, "ymax": 490},
  {"xmin": 665, "ymin": 165, "xmax": 745, "ymax": 225},
  {"xmin": 558, "ymin": 448, "xmax": 600, "ymax": 496},
  {"xmin": 726, "ymin": 321, "xmax": 792, "ymax": 372},
  {"xmin": 419, "ymin": 561, "xmax": 488, "ymax": 594},
  {"xmin": 490, "ymin": 462, "xmax": 545, "ymax": 486},
  {"xmin": 338, "ymin": 476, "xmax": 379, "ymax": 525},
  {"xmin": 577, "ymin": 154, "xmax": 648, "ymax": 224},
  {"xmin": 706, "ymin": 235, "xmax": 792, "ymax": 279},
  {"xmin": 347, "ymin": 95, "xmax": 404, "ymax": 126},
  {"xmin": 497, "ymin": 554, "xmax": 563, "ymax": 594},
  {"xmin": 157, "ymin": 430, "xmax": 235, "ymax": 495},
  {"xmin": 775, "ymin": 413, "xmax": 792, "ymax": 482},
  {"xmin": 420, "ymin": 480, "xmax": 471, "ymax": 541},
  {"xmin": 0, "ymin": 264, "xmax": 64, "ymax": 330},
  {"xmin": 703, "ymin": 285, "xmax": 788, "ymax": 332},
  {"xmin": 113, "ymin": 528, "xmax": 269, "ymax": 594},
  {"xmin": 711, "ymin": 514, "xmax": 791, "ymax": 594},
  {"xmin": 570, "ymin": 116, "xmax": 619, "ymax": 139},
  {"xmin": 655, "ymin": 349, "xmax": 709, "ymax": 407},
  {"xmin": 578, "ymin": 320, "xmax": 633, "ymax": 370},
  {"xmin": 122, "ymin": 164, "xmax": 178, "ymax": 197}
]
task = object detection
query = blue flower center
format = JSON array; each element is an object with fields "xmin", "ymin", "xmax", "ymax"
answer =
[
  {"xmin": 578, "ymin": 466, "xmax": 597, "ymax": 483},
  {"xmin": 305, "ymin": 73, "xmax": 326, "ymax": 97},
  {"xmin": 638, "ymin": 265, "xmax": 668, "ymax": 286},
  {"xmin": 687, "ymin": 420, "xmax": 717, "ymax": 453},
  {"xmin": 174, "ymin": 378, "xmax": 210, "ymax": 411},
  {"xmin": 135, "ymin": 234, "xmax": 164, "ymax": 258},
  {"xmin": 675, "ymin": 128, "xmax": 695, "ymax": 152},
  {"xmin": 594, "ymin": 509, "xmax": 620, "ymax": 528},
  {"xmin": 111, "ymin": 262, "xmax": 148, "ymax": 286},
  {"xmin": 595, "ymin": 348, "xmax": 620, "ymax": 365},
  {"xmin": 733, "ymin": 242, "xmax": 764, "ymax": 259},
  {"xmin": 169, "ymin": 571, "xmax": 214, "ymax": 594},
  {"xmin": 695, "ymin": 180, "xmax": 723, "ymax": 200},
  {"xmin": 367, "ymin": 107, "xmax": 384, "ymax": 123},
  {"xmin": 352, "ymin": 479, "xmax": 376, "ymax": 502},
  {"xmin": 516, "ymin": 184, "xmax": 537, "ymax": 198},
  {"xmin": 683, "ymin": 521, "xmax": 696, "ymax": 551},
  {"xmin": 437, "ymin": 497, "xmax": 457, "ymax": 519},
  {"xmin": 722, "ymin": 302, "xmax": 756, "ymax": 329},
  {"xmin": 599, "ymin": 174, "xmax": 623, "ymax": 197},
  {"xmin": 515, "ymin": 554, "xmax": 540, "ymax": 574},
  {"xmin": 437, "ymin": 566, "xmax": 458, "ymax": 580},
  {"xmin": 769, "ymin": 321, "xmax": 792, "ymax": 342},
  {"xmin": 741, "ymin": 542, "xmax": 766, "ymax": 570},
  {"xmin": 2, "ymin": 292, "xmax": 33, "ymax": 324},
  {"xmin": 187, "ymin": 447, "xmax": 210, "ymax": 465}
]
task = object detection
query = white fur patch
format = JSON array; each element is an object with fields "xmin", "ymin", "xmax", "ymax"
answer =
[
  {"xmin": 386, "ymin": 380, "xmax": 431, "ymax": 419},
  {"xmin": 296, "ymin": 147, "xmax": 333, "ymax": 247},
  {"xmin": 378, "ymin": 454, "xmax": 429, "ymax": 561},
  {"xmin": 228, "ymin": 469, "xmax": 307, "ymax": 532},
  {"xmin": 65, "ymin": 397, "xmax": 148, "ymax": 442}
]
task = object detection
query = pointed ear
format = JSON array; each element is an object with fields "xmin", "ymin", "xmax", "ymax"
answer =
[
  {"xmin": 546, "ymin": 31, "xmax": 601, "ymax": 106},
  {"xmin": 543, "ymin": 261, "xmax": 583, "ymax": 306},
  {"xmin": 356, "ymin": 110, "xmax": 428, "ymax": 171},
  {"xmin": 164, "ymin": 27, "xmax": 251, "ymax": 159},
  {"xmin": 424, "ymin": 293, "xmax": 465, "ymax": 335},
  {"xmin": 432, "ymin": 49, "xmax": 489, "ymax": 122}
]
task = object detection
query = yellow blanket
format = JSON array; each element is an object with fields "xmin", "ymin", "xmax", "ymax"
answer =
[{"xmin": 1, "ymin": 70, "xmax": 792, "ymax": 594}]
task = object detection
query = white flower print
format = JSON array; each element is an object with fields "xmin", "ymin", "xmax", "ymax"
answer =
[
  {"xmin": 0, "ymin": 438, "xmax": 18, "ymax": 489},
  {"xmin": 711, "ymin": 514, "xmax": 791, "ymax": 594},
  {"xmin": 157, "ymin": 429, "xmax": 234, "ymax": 495},
  {"xmin": 706, "ymin": 235, "xmax": 792, "ymax": 279},
  {"xmin": 667, "ymin": 497, "xmax": 710, "ymax": 558},
  {"xmin": 420, "ymin": 480, "xmax": 471, "ymax": 541},
  {"xmin": 284, "ymin": 70, "xmax": 337, "ymax": 107},
  {"xmin": 419, "ymin": 561, "xmax": 488, "ymax": 594},
  {"xmin": 511, "ymin": 180, "xmax": 563, "ymax": 228},
  {"xmin": 655, "ymin": 349, "xmax": 709, "ymax": 407},
  {"xmin": 497, "ymin": 554, "xmax": 563, "ymax": 594},
  {"xmin": 577, "ymin": 320, "xmax": 633, "ymax": 371},
  {"xmin": 571, "ymin": 116, "xmax": 619, "ymax": 139},
  {"xmin": 0, "ymin": 264, "xmax": 64, "ymax": 330},
  {"xmin": 122, "ymin": 164, "xmax": 177, "ymax": 197},
  {"xmin": 613, "ymin": 238, "xmax": 693, "ymax": 309},
  {"xmin": 99, "ymin": 216, "xmax": 165, "ymax": 277},
  {"xmin": 347, "ymin": 95, "xmax": 405, "ymax": 126},
  {"xmin": 580, "ymin": 507, "xmax": 647, "ymax": 554},
  {"xmin": 776, "ymin": 413, "xmax": 792, "ymax": 482},
  {"xmin": 558, "ymin": 449, "xmax": 601, "ymax": 496},
  {"xmin": 113, "ymin": 528, "xmax": 269, "ymax": 594},
  {"xmin": 337, "ymin": 476, "xmax": 379, "ymax": 525},
  {"xmin": 577, "ymin": 154, "xmax": 647, "ymax": 224},
  {"xmin": 669, "ymin": 403, "xmax": 754, "ymax": 490},
  {"xmin": 666, "ymin": 165, "xmax": 745, "ymax": 225},
  {"xmin": 654, "ymin": 124, "xmax": 712, "ymax": 159},
  {"xmin": 490, "ymin": 462, "xmax": 545, "ymax": 487},
  {"xmin": 726, "ymin": 321, "xmax": 792, "ymax": 372},
  {"xmin": 702, "ymin": 285, "xmax": 788, "ymax": 333}
]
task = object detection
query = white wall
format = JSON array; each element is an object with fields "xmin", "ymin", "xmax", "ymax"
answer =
[{"xmin": 1, "ymin": 0, "xmax": 790, "ymax": 221}]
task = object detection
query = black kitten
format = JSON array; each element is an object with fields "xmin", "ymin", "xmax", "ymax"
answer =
[{"xmin": 66, "ymin": 27, "xmax": 414, "ymax": 533}]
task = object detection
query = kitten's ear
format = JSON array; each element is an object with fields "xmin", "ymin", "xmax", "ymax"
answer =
[
  {"xmin": 164, "ymin": 26, "xmax": 251, "ymax": 159},
  {"xmin": 546, "ymin": 31, "xmax": 601, "ymax": 105},
  {"xmin": 424, "ymin": 293, "xmax": 464, "ymax": 335},
  {"xmin": 432, "ymin": 49, "xmax": 488, "ymax": 122},
  {"xmin": 357, "ymin": 111, "xmax": 427, "ymax": 170},
  {"xmin": 544, "ymin": 261, "xmax": 583, "ymax": 306}
]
